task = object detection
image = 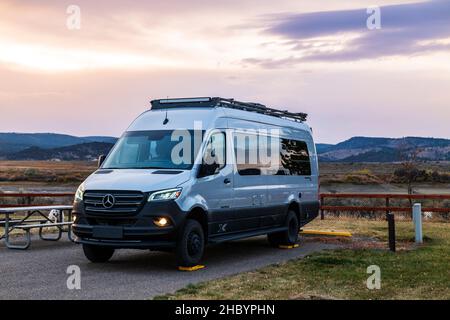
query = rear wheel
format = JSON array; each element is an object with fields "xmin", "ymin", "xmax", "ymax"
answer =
[
  {"xmin": 268, "ymin": 210, "xmax": 299, "ymax": 247},
  {"xmin": 176, "ymin": 219, "xmax": 205, "ymax": 267},
  {"xmin": 82, "ymin": 244, "xmax": 115, "ymax": 263}
]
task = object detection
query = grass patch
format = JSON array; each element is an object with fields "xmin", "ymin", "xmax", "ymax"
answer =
[{"xmin": 156, "ymin": 220, "xmax": 450, "ymax": 300}]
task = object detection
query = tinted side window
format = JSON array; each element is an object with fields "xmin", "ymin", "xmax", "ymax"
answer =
[
  {"xmin": 234, "ymin": 133, "xmax": 261, "ymax": 176},
  {"xmin": 233, "ymin": 133, "xmax": 311, "ymax": 176},
  {"xmin": 279, "ymin": 139, "xmax": 311, "ymax": 176}
]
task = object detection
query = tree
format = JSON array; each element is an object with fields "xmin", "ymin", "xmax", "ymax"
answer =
[{"xmin": 396, "ymin": 139, "xmax": 423, "ymax": 206}]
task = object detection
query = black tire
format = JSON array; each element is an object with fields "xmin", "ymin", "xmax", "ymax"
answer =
[
  {"xmin": 176, "ymin": 219, "xmax": 205, "ymax": 267},
  {"xmin": 268, "ymin": 210, "xmax": 299, "ymax": 247},
  {"xmin": 82, "ymin": 244, "xmax": 115, "ymax": 263}
]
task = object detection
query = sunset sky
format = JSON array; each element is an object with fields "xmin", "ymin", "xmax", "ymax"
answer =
[{"xmin": 0, "ymin": 0, "xmax": 449, "ymax": 143}]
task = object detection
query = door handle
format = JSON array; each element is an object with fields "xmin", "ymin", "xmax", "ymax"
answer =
[{"xmin": 224, "ymin": 178, "xmax": 231, "ymax": 185}]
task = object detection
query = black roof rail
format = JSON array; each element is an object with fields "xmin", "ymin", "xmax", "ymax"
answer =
[{"xmin": 150, "ymin": 97, "xmax": 307, "ymax": 122}]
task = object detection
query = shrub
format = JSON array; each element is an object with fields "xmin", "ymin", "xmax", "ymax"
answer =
[
  {"xmin": 393, "ymin": 168, "xmax": 450, "ymax": 183},
  {"xmin": 23, "ymin": 168, "xmax": 38, "ymax": 178}
]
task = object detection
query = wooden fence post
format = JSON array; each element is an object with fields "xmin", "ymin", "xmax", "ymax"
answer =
[
  {"xmin": 320, "ymin": 195, "xmax": 324, "ymax": 220},
  {"xmin": 387, "ymin": 212, "xmax": 396, "ymax": 252},
  {"xmin": 385, "ymin": 196, "xmax": 390, "ymax": 220}
]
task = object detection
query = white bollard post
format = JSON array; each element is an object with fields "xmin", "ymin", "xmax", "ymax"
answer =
[{"xmin": 413, "ymin": 203, "xmax": 423, "ymax": 244}]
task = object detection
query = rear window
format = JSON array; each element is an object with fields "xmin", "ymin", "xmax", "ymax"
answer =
[{"xmin": 279, "ymin": 138, "xmax": 311, "ymax": 176}]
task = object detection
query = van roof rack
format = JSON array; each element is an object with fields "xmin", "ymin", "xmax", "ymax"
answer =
[{"xmin": 150, "ymin": 97, "xmax": 307, "ymax": 122}]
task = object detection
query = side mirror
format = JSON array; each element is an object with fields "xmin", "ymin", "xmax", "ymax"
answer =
[
  {"xmin": 98, "ymin": 155, "xmax": 106, "ymax": 168},
  {"xmin": 197, "ymin": 162, "xmax": 219, "ymax": 178}
]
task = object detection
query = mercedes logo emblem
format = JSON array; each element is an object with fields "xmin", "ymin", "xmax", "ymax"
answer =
[{"xmin": 102, "ymin": 194, "xmax": 115, "ymax": 209}]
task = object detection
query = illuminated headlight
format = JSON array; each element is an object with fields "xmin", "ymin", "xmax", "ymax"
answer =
[
  {"xmin": 148, "ymin": 188, "xmax": 182, "ymax": 202},
  {"xmin": 74, "ymin": 184, "xmax": 85, "ymax": 202},
  {"xmin": 154, "ymin": 217, "xmax": 170, "ymax": 227}
]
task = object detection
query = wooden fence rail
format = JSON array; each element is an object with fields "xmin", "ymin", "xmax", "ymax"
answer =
[
  {"xmin": 2, "ymin": 192, "xmax": 449, "ymax": 252},
  {"xmin": 1, "ymin": 193, "xmax": 450, "ymax": 216},
  {"xmin": 0, "ymin": 193, "xmax": 74, "ymax": 208},
  {"xmin": 320, "ymin": 193, "xmax": 450, "ymax": 220}
]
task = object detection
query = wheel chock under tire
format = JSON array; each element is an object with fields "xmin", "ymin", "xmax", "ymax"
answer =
[
  {"xmin": 178, "ymin": 265, "xmax": 206, "ymax": 272},
  {"xmin": 300, "ymin": 230, "xmax": 352, "ymax": 237},
  {"xmin": 278, "ymin": 244, "xmax": 299, "ymax": 249}
]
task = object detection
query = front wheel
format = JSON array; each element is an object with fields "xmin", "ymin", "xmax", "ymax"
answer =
[
  {"xmin": 268, "ymin": 210, "xmax": 299, "ymax": 247},
  {"xmin": 176, "ymin": 219, "xmax": 205, "ymax": 267},
  {"xmin": 82, "ymin": 244, "xmax": 115, "ymax": 263}
]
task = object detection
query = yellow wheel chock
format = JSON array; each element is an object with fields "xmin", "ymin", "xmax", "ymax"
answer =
[
  {"xmin": 278, "ymin": 244, "xmax": 300, "ymax": 249},
  {"xmin": 300, "ymin": 230, "xmax": 352, "ymax": 237},
  {"xmin": 178, "ymin": 265, "xmax": 206, "ymax": 272}
]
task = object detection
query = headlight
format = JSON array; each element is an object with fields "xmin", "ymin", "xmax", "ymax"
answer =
[
  {"xmin": 148, "ymin": 188, "xmax": 182, "ymax": 202},
  {"xmin": 153, "ymin": 217, "xmax": 171, "ymax": 227},
  {"xmin": 74, "ymin": 184, "xmax": 85, "ymax": 202}
]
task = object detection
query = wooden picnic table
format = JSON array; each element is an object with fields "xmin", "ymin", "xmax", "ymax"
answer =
[{"xmin": 0, "ymin": 205, "xmax": 73, "ymax": 250}]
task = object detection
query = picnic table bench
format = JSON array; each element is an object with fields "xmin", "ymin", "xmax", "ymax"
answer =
[{"xmin": 0, "ymin": 205, "xmax": 73, "ymax": 250}]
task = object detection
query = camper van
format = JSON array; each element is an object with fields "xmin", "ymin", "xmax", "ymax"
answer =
[{"xmin": 72, "ymin": 97, "xmax": 320, "ymax": 267}]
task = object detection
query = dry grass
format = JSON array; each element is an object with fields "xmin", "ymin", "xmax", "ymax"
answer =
[
  {"xmin": 0, "ymin": 160, "xmax": 448, "ymax": 190},
  {"xmin": 0, "ymin": 161, "xmax": 96, "ymax": 184},
  {"xmin": 319, "ymin": 162, "xmax": 450, "ymax": 185}
]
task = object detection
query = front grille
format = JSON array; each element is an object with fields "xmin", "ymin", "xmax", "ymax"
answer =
[
  {"xmin": 86, "ymin": 218, "xmax": 137, "ymax": 226},
  {"xmin": 83, "ymin": 190, "xmax": 146, "ymax": 216}
]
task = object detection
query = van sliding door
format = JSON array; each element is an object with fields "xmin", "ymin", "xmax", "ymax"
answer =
[{"xmin": 231, "ymin": 132, "xmax": 267, "ymax": 232}]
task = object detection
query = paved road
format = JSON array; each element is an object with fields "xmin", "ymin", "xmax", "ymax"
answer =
[{"xmin": 0, "ymin": 236, "xmax": 337, "ymax": 300}]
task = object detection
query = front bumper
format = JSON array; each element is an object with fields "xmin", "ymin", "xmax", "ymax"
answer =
[{"xmin": 72, "ymin": 199, "xmax": 186, "ymax": 249}]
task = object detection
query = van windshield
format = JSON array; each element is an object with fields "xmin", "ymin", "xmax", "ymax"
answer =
[{"xmin": 102, "ymin": 130, "xmax": 203, "ymax": 170}]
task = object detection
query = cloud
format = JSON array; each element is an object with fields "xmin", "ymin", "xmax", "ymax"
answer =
[{"xmin": 243, "ymin": 0, "xmax": 450, "ymax": 67}]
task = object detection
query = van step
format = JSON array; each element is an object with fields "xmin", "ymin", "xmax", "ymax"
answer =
[{"xmin": 208, "ymin": 226, "xmax": 287, "ymax": 244}]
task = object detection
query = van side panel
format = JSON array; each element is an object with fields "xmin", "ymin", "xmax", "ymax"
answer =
[{"xmin": 226, "ymin": 116, "xmax": 319, "ymax": 233}]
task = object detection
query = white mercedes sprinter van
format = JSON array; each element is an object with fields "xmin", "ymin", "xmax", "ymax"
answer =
[{"xmin": 72, "ymin": 97, "xmax": 319, "ymax": 267}]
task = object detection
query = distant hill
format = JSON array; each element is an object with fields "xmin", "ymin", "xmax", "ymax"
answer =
[
  {"xmin": 319, "ymin": 136, "xmax": 450, "ymax": 162},
  {"xmin": 316, "ymin": 143, "xmax": 334, "ymax": 154},
  {"xmin": 0, "ymin": 133, "xmax": 448, "ymax": 162},
  {"xmin": 6, "ymin": 142, "xmax": 115, "ymax": 161},
  {"xmin": 0, "ymin": 133, "xmax": 117, "ymax": 158}
]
